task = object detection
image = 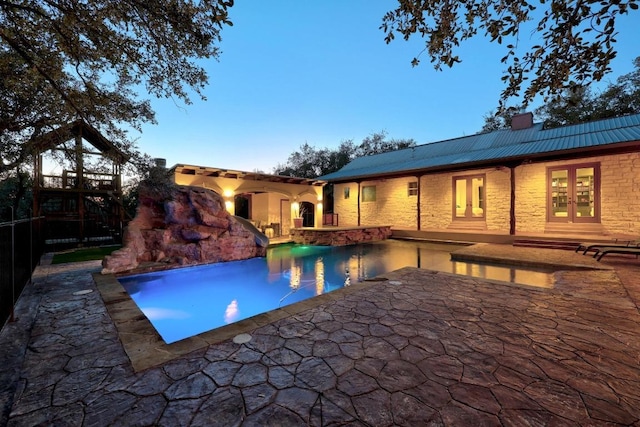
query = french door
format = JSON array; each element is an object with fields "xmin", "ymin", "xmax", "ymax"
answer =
[
  {"xmin": 548, "ymin": 164, "xmax": 599, "ymax": 223},
  {"xmin": 453, "ymin": 175, "xmax": 485, "ymax": 220}
]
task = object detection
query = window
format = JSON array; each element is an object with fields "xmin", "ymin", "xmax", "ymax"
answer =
[
  {"xmin": 344, "ymin": 187, "xmax": 350, "ymax": 199},
  {"xmin": 362, "ymin": 185, "xmax": 376, "ymax": 202},
  {"xmin": 408, "ymin": 181, "xmax": 418, "ymax": 196},
  {"xmin": 453, "ymin": 175, "xmax": 485, "ymax": 219}
]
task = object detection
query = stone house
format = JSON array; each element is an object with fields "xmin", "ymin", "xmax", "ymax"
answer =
[
  {"xmin": 172, "ymin": 164, "xmax": 326, "ymax": 236},
  {"xmin": 319, "ymin": 113, "xmax": 640, "ymax": 242}
]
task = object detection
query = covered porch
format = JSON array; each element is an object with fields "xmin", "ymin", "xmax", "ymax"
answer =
[{"xmin": 172, "ymin": 164, "xmax": 326, "ymax": 237}]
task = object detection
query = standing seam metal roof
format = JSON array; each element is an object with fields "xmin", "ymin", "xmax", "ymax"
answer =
[{"xmin": 319, "ymin": 113, "xmax": 640, "ymax": 181}]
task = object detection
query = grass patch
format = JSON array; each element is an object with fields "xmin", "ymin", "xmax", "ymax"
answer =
[{"xmin": 52, "ymin": 245, "xmax": 121, "ymax": 264}]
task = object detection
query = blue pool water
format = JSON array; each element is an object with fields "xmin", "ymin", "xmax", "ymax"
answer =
[{"xmin": 119, "ymin": 240, "xmax": 553, "ymax": 344}]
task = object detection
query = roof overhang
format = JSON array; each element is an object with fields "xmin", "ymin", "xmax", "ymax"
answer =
[{"xmin": 172, "ymin": 164, "xmax": 326, "ymax": 187}]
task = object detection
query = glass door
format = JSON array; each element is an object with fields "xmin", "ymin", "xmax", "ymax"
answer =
[
  {"xmin": 575, "ymin": 167, "xmax": 596, "ymax": 219},
  {"xmin": 453, "ymin": 175, "xmax": 485, "ymax": 220},
  {"xmin": 550, "ymin": 170, "xmax": 569, "ymax": 218},
  {"xmin": 548, "ymin": 164, "xmax": 598, "ymax": 223}
]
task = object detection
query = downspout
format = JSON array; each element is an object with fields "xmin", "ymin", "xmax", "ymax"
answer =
[{"xmin": 510, "ymin": 165, "xmax": 516, "ymax": 235}]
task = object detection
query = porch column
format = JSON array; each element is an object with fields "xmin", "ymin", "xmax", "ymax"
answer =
[
  {"xmin": 357, "ymin": 181, "xmax": 361, "ymax": 226},
  {"xmin": 416, "ymin": 175, "xmax": 421, "ymax": 231},
  {"xmin": 510, "ymin": 165, "xmax": 516, "ymax": 235}
]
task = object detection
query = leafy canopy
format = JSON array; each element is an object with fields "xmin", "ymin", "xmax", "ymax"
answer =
[
  {"xmin": 0, "ymin": 0, "xmax": 233, "ymax": 174},
  {"xmin": 274, "ymin": 131, "xmax": 417, "ymax": 179},
  {"xmin": 381, "ymin": 0, "xmax": 638, "ymax": 107},
  {"xmin": 480, "ymin": 56, "xmax": 640, "ymax": 131},
  {"xmin": 0, "ymin": 169, "xmax": 31, "ymax": 222}
]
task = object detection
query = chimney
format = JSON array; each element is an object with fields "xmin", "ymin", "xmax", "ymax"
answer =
[{"xmin": 511, "ymin": 112, "xmax": 533, "ymax": 130}]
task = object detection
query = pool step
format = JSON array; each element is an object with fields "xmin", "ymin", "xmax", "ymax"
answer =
[{"xmin": 512, "ymin": 239, "xmax": 581, "ymax": 251}]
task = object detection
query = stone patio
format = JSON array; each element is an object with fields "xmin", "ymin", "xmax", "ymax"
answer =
[{"xmin": 1, "ymin": 244, "xmax": 639, "ymax": 426}]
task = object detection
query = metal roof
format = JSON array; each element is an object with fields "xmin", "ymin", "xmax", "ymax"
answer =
[{"xmin": 319, "ymin": 113, "xmax": 640, "ymax": 182}]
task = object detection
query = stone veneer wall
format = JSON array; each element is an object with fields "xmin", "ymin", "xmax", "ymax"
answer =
[
  {"xmin": 483, "ymin": 168, "xmax": 512, "ymax": 231},
  {"xmin": 514, "ymin": 162, "xmax": 550, "ymax": 233},
  {"xmin": 361, "ymin": 177, "xmax": 418, "ymax": 228},
  {"xmin": 331, "ymin": 152, "xmax": 640, "ymax": 237},
  {"xmin": 333, "ymin": 183, "xmax": 359, "ymax": 226},
  {"xmin": 600, "ymin": 152, "xmax": 640, "ymax": 234},
  {"xmin": 516, "ymin": 152, "xmax": 640, "ymax": 235},
  {"xmin": 290, "ymin": 226, "xmax": 392, "ymax": 246},
  {"xmin": 419, "ymin": 168, "xmax": 511, "ymax": 231},
  {"xmin": 420, "ymin": 173, "xmax": 451, "ymax": 229}
]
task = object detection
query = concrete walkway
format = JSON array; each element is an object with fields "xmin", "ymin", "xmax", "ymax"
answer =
[{"xmin": 1, "ymin": 245, "xmax": 639, "ymax": 426}]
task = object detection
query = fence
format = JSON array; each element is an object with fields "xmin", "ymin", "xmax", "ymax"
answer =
[
  {"xmin": 44, "ymin": 218, "xmax": 121, "ymax": 252},
  {"xmin": 0, "ymin": 216, "xmax": 45, "ymax": 328}
]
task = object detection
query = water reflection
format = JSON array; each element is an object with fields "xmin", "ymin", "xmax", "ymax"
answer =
[
  {"xmin": 289, "ymin": 263, "xmax": 301, "ymax": 290},
  {"xmin": 224, "ymin": 299, "xmax": 239, "ymax": 324},
  {"xmin": 413, "ymin": 244, "xmax": 553, "ymax": 288},
  {"xmin": 315, "ymin": 258, "xmax": 324, "ymax": 295},
  {"xmin": 269, "ymin": 240, "xmax": 554, "ymax": 290}
]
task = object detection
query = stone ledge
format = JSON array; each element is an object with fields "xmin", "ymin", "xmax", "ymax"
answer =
[{"xmin": 290, "ymin": 226, "xmax": 392, "ymax": 246}]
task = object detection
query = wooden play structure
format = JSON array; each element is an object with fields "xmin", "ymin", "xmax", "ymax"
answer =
[{"xmin": 31, "ymin": 120, "xmax": 129, "ymax": 247}]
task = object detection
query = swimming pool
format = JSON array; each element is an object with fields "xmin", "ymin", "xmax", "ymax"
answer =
[{"xmin": 118, "ymin": 239, "xmax": 554, "ymax": 344}]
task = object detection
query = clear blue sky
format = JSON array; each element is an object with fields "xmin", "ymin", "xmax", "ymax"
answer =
[{"xmin": 135, "ymin": 1, "xmax": 638, "ymax": 174}]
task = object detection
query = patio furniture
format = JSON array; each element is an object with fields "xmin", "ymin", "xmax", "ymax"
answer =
[
  {"xmin": 595, "ymin": 246, "xmax": 640, "ymax": 261},
  {"xmin": 575, "ymin": 239, "xmax": 637, "ymax": 255}
]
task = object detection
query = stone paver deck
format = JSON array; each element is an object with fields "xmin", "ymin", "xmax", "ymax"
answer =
[{"xmin": 1, "ymin": 244, "xmax": 640, "ymax": 426}]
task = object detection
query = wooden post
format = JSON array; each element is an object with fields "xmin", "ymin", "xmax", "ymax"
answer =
[
  {"xmin": 357, "ymin": 181, "xmax": 361, "ymax": 226},
  {"xmin": 32, "ymin": 153, "xmax": 41, "ymax": 216},
  {"xmin": 76, "ymin": 127, "xmax": 85, "ymax": 244},
  {"xmin": 416, "ymin": 175, "xmax": 421, "ymax": 231},
  {"xmin": 510, "ymin": 165, "xmax": 516, "ymax": 235}
]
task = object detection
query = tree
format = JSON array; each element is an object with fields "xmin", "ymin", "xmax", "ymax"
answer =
[
  {"xmin": 0, "ymin": 0, "xmax": 233, "ymax": 175},
  {"xmin": 592, "ymin": 56, "xmax": 640, "ymax": 117},
  {"xmin": 534, "ymin": 85, "xmax": 598, "ymax": 128},
  {"xmin": 274, "ymin": 143, "xmax": 330, "ymax": 179},
  {"xmin": 274, "ymin": 132, "xmax": 417, "ymax": 179},
  {"xmin": 0, "ymin": 168, "xmax": 32, "ymax": 222},
  {"xmin": 274, "ymin": 140, "xmax": 359, "ymax": 179},
  {"xmin": 381, "ymin": 1, "xmax": 638, "ymax": 107},
  {"xmin": 480, "ymin": 106, "xmax": 523, "ymax": 132},
  {"xmin": 536, "ymin": 56, "xmax": 640, "ymax": 127},
  {"xmin": 354, "ymin": 131, "xmax": 417, "ymax": 157},
  {"xmin": 481, "ymin": 56, "xmax": 640, "ymax": 130}
]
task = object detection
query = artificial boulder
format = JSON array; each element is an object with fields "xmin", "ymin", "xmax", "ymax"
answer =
[{"xmin": 102, "ymin": 185, "xmax": 267, "ymax": 274}]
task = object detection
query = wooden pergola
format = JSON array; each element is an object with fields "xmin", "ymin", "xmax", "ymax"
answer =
[{"xmin": 31, "ymin": 120, "xmax": 129, "ymax": 246}]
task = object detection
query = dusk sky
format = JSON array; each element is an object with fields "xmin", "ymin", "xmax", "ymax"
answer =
[{"xmin": 135, "ymin": 1, "xmax": 639, "ymax": 174}]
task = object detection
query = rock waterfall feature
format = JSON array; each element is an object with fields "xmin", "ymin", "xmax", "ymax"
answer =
[{"xmin": 102, "ymin": 185, "xmax": 267, "ymax": 274}]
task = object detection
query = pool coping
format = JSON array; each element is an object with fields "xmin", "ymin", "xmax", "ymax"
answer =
[{"xmin": 93, "ymin": 272, "xmax": 383, "ymax": 372}]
